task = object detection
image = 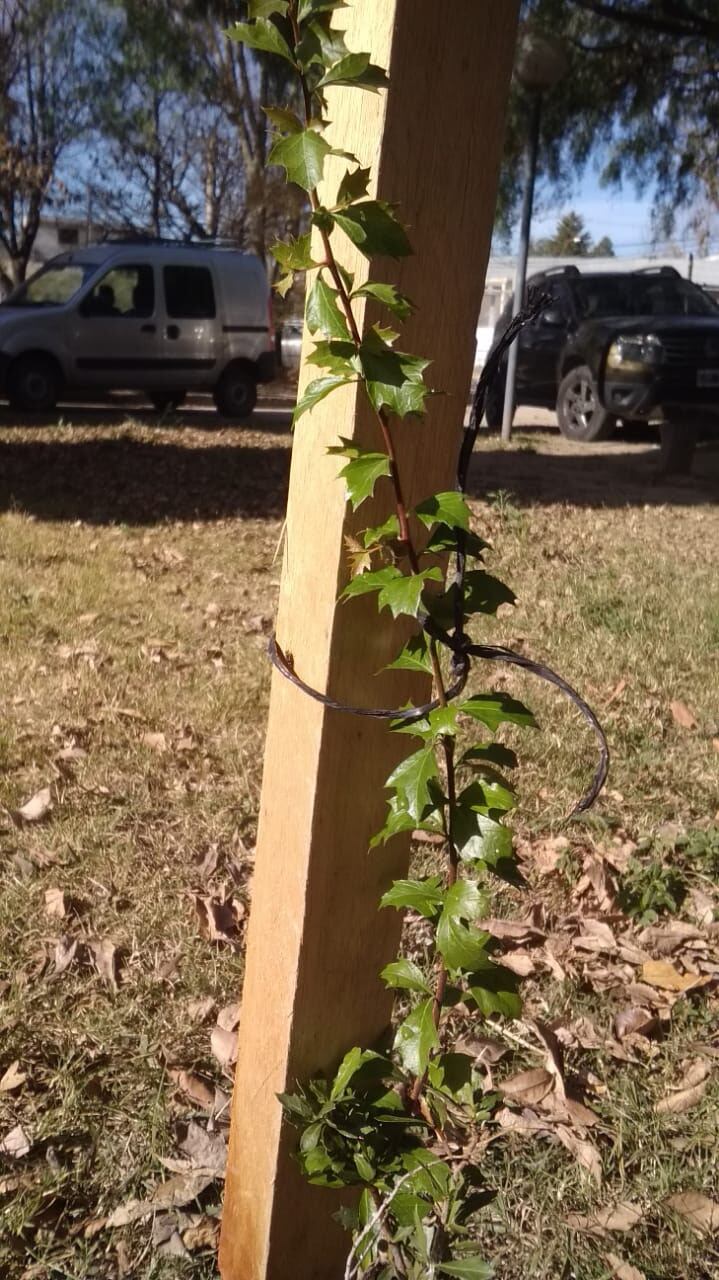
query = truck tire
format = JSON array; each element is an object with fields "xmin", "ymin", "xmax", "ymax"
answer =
[
  {"xmin": 8, "ymin": 353, "xmax": 61, "ymax": 413},
  {"xmin": 213, "ymin": 365, "xmax": 257, "ymax": 420},
  {"xmin": 556, "ymin": 365, "xmax": 615, "ymax": 442}
]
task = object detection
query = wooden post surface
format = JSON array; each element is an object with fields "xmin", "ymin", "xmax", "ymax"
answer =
[{"xmin": 219, "ymin": 4, "xmax": 519, "ymax": 1277}]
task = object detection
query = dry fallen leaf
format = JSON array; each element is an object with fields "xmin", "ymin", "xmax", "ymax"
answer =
[
  {"xmin": 664, "ymin": 1191, "xmax": 719, "ymax": 1236},
  {"xmin": 556, "ymin": 1126, "xmax": 602, "ymax": 1186},
  {"xmin": 53, "ymin": 934, "xmax": 78, "ymax": 976},
  {"xmin": 176, "ymin": 1119, "xmax": 227, "ymax": 1177},
  {"xmin": 574, "ymin": 918, "xmax": 617, "ymax": 954},
  {"xmin": 605, "ymin": 1253, "xmax": 646, "ymax": 1280},
  {"xmin": 13, "ymin": 784, "xmax": 54, "ymax": 825},
  {"xmin": 482, "ymin": 917, "xmax": 545, "ymax": 946},
  {"xmin": 499, "ymin": 1067, "xmax": 554, "ymax": 1107},
  {"xmin": 142, "ymin": 730, "xmax": 168, "ymax": 753},
  {"xmin": 89, "ymin": 938, "xmax": 120, "ymax": 992},
  {"xmin": 186, "ymin": 996, "xmax": 216, "ymax": 1025},
  {"xmin": 0, "ymin": 1174, "xmax": 21, "ymax": 1195},
  {"xmin": 182, "ymin": 1217, "xmax": 220, "ymax": 1251},
  {"xmin": 168, "ymin": 1069, "xmax": 216, "ymax": 1111},
  {"xmin": 639, "ymin": 920, "xmax": 704, "ymax": 955},
  {"xmin": 565, "ymin": 1202, "xmax": 643, "ymax": 1236},
  {"xmin": 44, "ymin": 887, "xmax": 67, "ymax": 919},
  {"xmin": 107, "ymin": 1170, "xmax": 217, "ymax": 1228},
  {"xmin": 525, "ymin": 835, "xmax": 569, "ymax": 877},
  {"xmin": 670, "ymin": 700, "xmax": 698, "ymax": 730},
  {"xmin": 640, "ymin": 959, "xmax": 700, "ymax": 992},
  {"xmin": 216, "ymin": 1003, "xmax": 241, "ymax": 1034},
  {"xmin": 0, "ymin": 1061, "xmax": 27, "ymax": 1094},
  {"xmin": 614, "ymin": 1007, "xmax": 658, "ymax": 1041},
  {"xmin": 655, "ymin": 1079, "xmax": 709, "ymax": 1115},
  {"xmin": 211, "ymin": 1025, "xmax": 238, "ymax": 1069},
  {"xmin": 194, "ymin": 895, "xmax": 243, "ymax": 948},
  {"xmin": 0, "ymin": 1124, "xmax": 30, "ymax": 1158}
]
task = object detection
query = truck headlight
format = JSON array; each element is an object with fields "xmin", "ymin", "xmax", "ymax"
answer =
[{"xmin": 606, "ymin": 333, "xmax": 664, "ymax": 374}]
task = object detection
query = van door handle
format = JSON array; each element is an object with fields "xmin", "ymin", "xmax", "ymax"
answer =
[
  {"xmin": 140, "ymin": 323, "xmax": 156, "ymax": 334},
  {"xmin": 165, "ymin": 324, "xmax": 180, "ymax": 340}
]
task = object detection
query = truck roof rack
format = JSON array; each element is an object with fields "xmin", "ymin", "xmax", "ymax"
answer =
[
  {"xmin": 632, "ymin": 265, "xmax": 681, "ymax": 277},
  {"xmin": 535, "ymin": 264, "xmax": 581, "ymax": 277},
  {"xmin": 98, "ymin": 233, "xmax": 243, "ymax": 250}
]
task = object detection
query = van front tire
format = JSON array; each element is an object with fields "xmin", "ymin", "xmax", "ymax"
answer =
[
  {"xmin": 8, "ymin": 354, "xmax": 61, "ymax": 413},
  {"xmin": 213, "ymin": 366, "xmax": 257, "ymax": 420}
]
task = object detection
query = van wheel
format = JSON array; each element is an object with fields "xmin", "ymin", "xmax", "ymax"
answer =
[
  {"xmin": 557, "ymin": 365, "xmax": 615, "ymax": 442},
  {"xmin": 8, "ymin": 354, "xmax": 61, "ymax": 412},
  {"xmin": 214, "ymin": 367, "xmax": 257, "ymax": 420},
  {"xmin": 150, "ymin": 390, "xmax": 186, "ymax": 413}
]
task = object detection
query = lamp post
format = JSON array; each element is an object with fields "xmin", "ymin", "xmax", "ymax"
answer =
[{"xmin": 501, "ymin": 31, "xmax": 567, "ymax": 444}]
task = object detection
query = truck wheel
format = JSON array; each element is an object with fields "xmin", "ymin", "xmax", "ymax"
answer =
[
  {"xmin": 213, "ymin": 366, "xmax": 257, "ymax": 420},
  {"xmin": 8, "ymin": 354, "xmax": 61, "ymax": 413},
  {"xmin": 556, "ymin": 365, "xmax": 615, "ymax": 442},
  {"xmin": 150, "ymin": 390, "xmax": 186, "ymax": 413}
]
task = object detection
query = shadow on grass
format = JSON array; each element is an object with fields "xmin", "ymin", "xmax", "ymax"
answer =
[
  {"xmin": 0, "ymin": 420, "xmax": 292, "ymax": 525},
  {"xmin": 468, "ymin": 430, "xmax": 719, "ymax": 508}
]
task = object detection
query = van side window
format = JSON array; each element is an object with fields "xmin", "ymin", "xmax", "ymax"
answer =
[
  {"xmin": 81, "ymin": 265, "xmax": 154, "ymax": 319},
  {"xmin": 163, "ymin": 266, "xmax": 216, "ymax": 320}
]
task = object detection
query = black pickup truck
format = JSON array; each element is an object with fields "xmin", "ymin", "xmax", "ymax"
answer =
[{"xmin": 484, "ymin": 266, "xmax": 719, "ymax": 450}]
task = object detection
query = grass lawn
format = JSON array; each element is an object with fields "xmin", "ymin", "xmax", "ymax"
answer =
[{"xmin": 0, "ymin": 407, "xmax": 717, "ymax": 1278}]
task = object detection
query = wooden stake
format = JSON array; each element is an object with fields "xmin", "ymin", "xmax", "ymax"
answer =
[{"xmin": 219, "ymin": 4, "xmax": 519, "ymax": 1277}]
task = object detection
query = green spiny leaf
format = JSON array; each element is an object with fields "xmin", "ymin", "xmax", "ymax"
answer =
[
  {"xmin": 327, "ymin": 443, "xmax": 391, "ymax": 510},
  {"xmin": 394, "ymin": 999, "xmax": 438, "ymax": 1076},
  {"xmin": 467, "ymin": 964, "xmax": 522, "ymax": 1020},
  {"xmin": 437, "ymin": 913, "xmax": 492, "ymax": 972},
  {"xmin": 415, "ymin": 491, "xmax": 471, "ymax": 531},
  {"xmin": 340, "ymin": 564, "xmax": 400, "ymax": 602},
  {"xmin": 296, "ymin": 14, "xmax": 349, "ymax": 68},
  {"xmin": 269, "ymin": 128, "xmax": 332, "ymax": 192},
  {"xmin": 352, "ymin": 282, "xmax": 415, "ymax": 321},
  {"xmin": 377, "ymin": 567, "xmax": 442, "ymax": 619},
  {"xmin": 381, "ymin": 959, "xmax": 432, "ymax": 994},
  {"xmin": 248, "ymin": 0, "xmax": 289, "ymax": 17},
  {"xmin": 271, "ymin": 232, "xmax": 317, "ymax": 271},
  {"xmin": 263, "ymin": 104, "xmax": 302, "ymax": 133},
  {"xmin": 359, "ymin": 331, "xmax": 430, "ymax": 418},
  {"xmin": 298, "ymin": 0, "xmax": 347, "ymax": 21},
  {"xmin": 336, "ymin": 166, "xmax": 372, "ymax": 206},
  {"xmin": 453, "ymin": 802, "xmax": 514, "ymax": 866},
  {"xmin": 293, "ymin": 374, "xmax": 354, "ymax": 423},
  {"xmin": 461, "ymin": 743, "xmax": 518, "ymax": 771},
  {"xmin": 330, "ymin": 1047, "xmax": 387, "ymax": 1100},
  {"xmin": 425, "ymin": 524, "xmax": 488, "ymax": 558},
  {"xmin": 385, "ymin": 632, "xmax": 432, "ymax": 674},
  {"xmin": 362, "ymin": 513, "xmax": 400, "ymax": 546},
  {"xmin": 443, "ymin": 878, "xmax": 486, "ymax": 921},
  {"xmin": 318, "ymin": 52, "xmax": 389, "ymax": 91},
  {"xmin": 306, "ymin": 276, "xmax": 351, "ymax": 340},
  {"xmin": 386, "ymin": 745, "xmax": 439, "ymax": 820},
  {"xmin": 334, "ymin": 200, "xmax": 412, "ymax": 258},
  {"xmin": 459, "ymin": 693, "xmax": 536, "ymax": 732},
  {"xmin": 227, "ymin": 18, "xmax": 296, "ymax": 66},
  {"xmin": 306, "ymin": 339, "xmax": 356, "ymax": 376},
  {"xmin": 379, "ymin": 876, "xmax": 444, "ymax": 918},
  {"xmin": 394, "ymin": 705, "xmax": 459, "ymax": 740}
]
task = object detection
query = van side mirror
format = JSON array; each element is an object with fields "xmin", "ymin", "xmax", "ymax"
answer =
[{"xmin": 541, "ymin": 308, "xmax": 564, "ymax": 328}]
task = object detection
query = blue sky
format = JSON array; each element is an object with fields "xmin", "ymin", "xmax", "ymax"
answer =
[{"xmin": 529, "ymin": 169, "xmax": 659, "ymax": 256}]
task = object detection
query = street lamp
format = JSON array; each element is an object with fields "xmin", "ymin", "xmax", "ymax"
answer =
[{"xmin": 501, "ymin": 30, "xmax": 568, "ymax": 443}]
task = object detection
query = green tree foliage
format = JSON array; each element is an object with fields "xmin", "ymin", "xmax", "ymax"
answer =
[
  {"xmin": 498, "ymin": 0, "xmax": 719, "ymax": 241},
  {"xmin": 531, "ymin": 209, "xmax": 614, "ymax": 255}
]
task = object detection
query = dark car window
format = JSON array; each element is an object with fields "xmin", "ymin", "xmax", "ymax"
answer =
[
  {"xmin": 571, "ymin": 276, "xmax": 634, "ymax": 319},
  {"xmin": 80, "ymin": 265, "xmax": 155, "ymax": 319},
  {"xmin": 633, "ymin": 277, "xmax": 718, "ymax": 317},
  {"xmin": 163, "ymin": 266, "xmax": 216, "ymax": 319}
]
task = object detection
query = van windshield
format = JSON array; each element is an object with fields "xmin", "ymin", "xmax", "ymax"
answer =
[{"xmin": 3, "ymin": 261, "xmax": 99, "ymax": 308}]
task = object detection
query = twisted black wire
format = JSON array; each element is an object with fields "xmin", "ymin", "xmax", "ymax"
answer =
[{"xmin": 268, "ymin": 295, "xmax": 609, "ymax": 818}]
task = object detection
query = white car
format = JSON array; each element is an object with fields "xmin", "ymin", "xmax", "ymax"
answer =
[{"xmin": 0, "ymin": 239, "xmax": 277, "ymax": 418}]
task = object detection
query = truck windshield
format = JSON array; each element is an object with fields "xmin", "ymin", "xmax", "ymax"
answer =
[
  {"xmin": 572, "ymin": 274, "xmax": 719, "ymax": 320},
  {"xmin": 2, "ymin": 261, "xmax": 99, "ymax": 308}
]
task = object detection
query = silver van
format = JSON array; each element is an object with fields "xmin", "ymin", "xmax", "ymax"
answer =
[{"xmin": 0, "ymin": 239, "xmax": 277, "ymax": 418}]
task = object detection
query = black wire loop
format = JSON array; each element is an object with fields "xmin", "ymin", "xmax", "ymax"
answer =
[{"xmin": 268, "ymin": 293, "xmax": 610, "ymax": 820}]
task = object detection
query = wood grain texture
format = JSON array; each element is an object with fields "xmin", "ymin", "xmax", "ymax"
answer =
[{"xmin": 219, "ymin": 4, "xmax": 519, "ymax": 1277}]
